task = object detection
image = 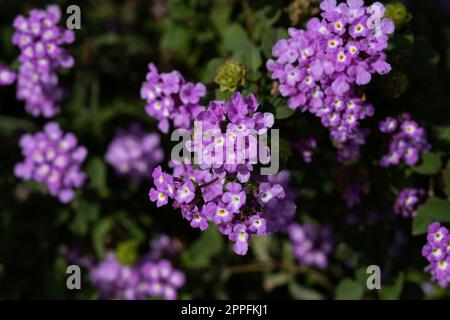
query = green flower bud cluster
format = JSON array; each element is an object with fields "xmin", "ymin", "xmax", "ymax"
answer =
[
  {"xmin": 385, "ymin": 3, "xmax": 412, "ymax": 30},
  {"xmin": 215, "ymin": 59, "xmax": 246, "ymax": 92},
  {"xmin": 116, "ymin": 240, "xmax": 139, "ymax": 266}
]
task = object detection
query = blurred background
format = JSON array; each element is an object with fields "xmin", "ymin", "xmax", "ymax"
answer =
[{"xmin": 0, "ymin": 0, "xmax": 450, "ymax": 299}]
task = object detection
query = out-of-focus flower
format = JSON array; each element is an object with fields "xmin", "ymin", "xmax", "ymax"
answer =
[
  {"xmin": 105, "ymin": 124, "xmax": 163, "ymax": 181},
  {"xmin": 288, "ymin": 223, "xmax": 334, "ymax": 269},
  {"xmin": 14, "ymin": 122, "xmax": 87, "ymax": 203},
  {"xmin": 394, "ymin": 188, "xmax": 426, "ymax": 218},
  {"xmin": 379, "ymin": 114, "xmax": 430, "ymax": 167},
  {"xmin": 90, "ymin": 240, "xmax": 185, "ymax": 300},
  {"xmin": 12, "ymin": 5, "xmax": 75, "ymax": 117},
  {"xmin": 0, "ymin": 67, "xmax": 16, "ymax": 86},
  {"xmin": 422, "ymin": 222, "xmax": 450, "ymax": 288}
]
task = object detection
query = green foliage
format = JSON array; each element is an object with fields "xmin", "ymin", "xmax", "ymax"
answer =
[
  {"xmin": 413, "ymin": 197, "xmax": 450, "ymax": 235},
  {"xmin": 411, "ymin": 153, "xmax": 442, "ymax": 176},
  {"xmin": 335, "ymin": 278, "xmax": 364, "ymax": 300},
  {"xmin": 379, "ymin": 273, "xmax": 404, "ymax": 300},
  {"xmin": 183, "ymin": 228, "xmax": 224, "ymax": 268}
]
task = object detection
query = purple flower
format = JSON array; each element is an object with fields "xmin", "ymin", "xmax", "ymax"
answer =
[
  {"xmin": 379, "ymin": 114, "xmax": 430, "ymax": 167},
  {"xmin": 295, "ymin": 137, "xmax": 317, "ymax": 163},
  {"xmin": 147, "ymin": 92, "xmax": 297, "ymax": 256},
  {"xmin": 0, "ymin": 67, "xmax": 16, "ymax": 85},
  {"xmin": 11, "ymin": 5, "xmax": 75, "ymax": 117},
  {"xmin": 105, "ymin": 124, "xmax": 163, "ymax": 181},
  {"xmin": 230, "ymin": 224, "xmax": 249, "ymax": 255},
  {"xmin": 141, "ymin": 63, "xmax": 206, "ymax": 133},
  {"xmin": 267, "ymin": 0, "xmax": 394, "ymax": 157},
  {"xmin": 422, "ymin": 222, "xmax": 450, "ymax": 288},
  {"xmin": 149, "ymin": 188, "xmax": 169, "ymax": 207},
  {"xmin": 180, "ymin": 83, "xmax": 206, "ymax": 104},
  {"xmin": 248, "ymin": 215, "xmax": 267, "ymax": 235},
  {"xmin": 394, "ymin": 188, "xmax": 426, "ymax": 218},
  {"xmin": 222, "ymin": 182, "xmax": 246, "ymax": 213},
  {"xmin": 288, "ymin": 223, "xmax": 334, "ymax": 269},
  {"xmin": 90, "ymin": 249, "xmax": 185, "ymax": 300},
  {"xmin": 14, "ymin": 122, "xmax": 87, "ymax": 203}
]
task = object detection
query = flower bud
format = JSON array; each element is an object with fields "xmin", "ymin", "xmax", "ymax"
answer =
[
  {"xmin": 385, "ymin": 3, "xmax": 412, "ymax": 30},
  {"xmin": 215, "ymin": 59, "xmax": 246, "ymax": 92},
  {"xmin": 116, "ymin": 240, "xmax": 139, "ymax": 266}
]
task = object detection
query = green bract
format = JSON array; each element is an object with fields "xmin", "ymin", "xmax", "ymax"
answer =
[{"xmin": 214, "ymin": 59, "xmax": 246, "ymax": 92}]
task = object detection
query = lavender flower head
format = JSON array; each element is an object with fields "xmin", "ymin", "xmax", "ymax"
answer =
[
  {"xmin": 149, "ymin": 92, "xmax": 297, "ymax": 256},
  {"xmin": 422, "ymin": 222, "xmax": 450, "ymax": 288},
  {"xmin": 0, "ymin": 67, "xmax": 17, "ymax": 86},
  {"xmin": 90, "ymin": 252, "xmax": 185, "ymax": 300},
  {"xmin": 14, "ymin": 122, "xmax": 87, "ymax": 203},
  {"xmin": 105, "ymin": 124, "xmax": 163, "ymax": 181},
  {"xmin": 288, "ymin": 223, "xmax": 334, "ymax": 269},
  {"xmin": 379, "ymin": 114, "xmax": 430, "ymax": 167},
  {"xmin": 140, "ymin": 63, "xmax": 206, "ymax": 133},
  {"xmin": 294, "ymin": 137, "xmax": 317, "ymax": 163},
  {"xmin": 267, "ymin": 0, "xmax": 394, "ymax": 144},
  {"xmin": 146, "ymin": 234, "xmax": 181, "ymax": 261},
  {"xmin": 12, "ymin": 5, "xmax": 75, "ymax": 117},
  {"xmin": 394, "ymin": 188, "xmax": 426, "ymax": 218}
]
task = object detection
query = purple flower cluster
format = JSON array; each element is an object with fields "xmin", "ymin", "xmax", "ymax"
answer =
[
  {"xmin": 294, "ymin": 137, "xmax": 317, "ymax": 163},
  {"xmin": 267, "ymin": 0, "xmax": 394, "ymax": 144},
  {"xmin": 337, "ymin": 165, "xmax": 369, "ymax": 207},
  {"xmin": 288, "ymin": 223, "xmax": 334, "ymax": 269},
  {"xmin": 90, "ymin": 252, "xmax": 185, "ymax": 300},
  {"xmin": 263, "ymin": 171, "xmax": 299, "ymax": 232},
  {"xmin": 149, "ymin": 93, "xmax": 296, "ymax": 255},
  {"xmin": 14, "ymin": 122, "xmax": 87, "ymax": 203},
  {"xmin": 336, "ymin": 127, "xmax": 368, "ymax": 163},
  {"xmin": 105, "ymin": 124, "xmax": 163, "ymax": 181},
  {"xmin": 422, "ymin": 222, "xmax": 450, "ymax": 288},
  {"xmin": 186, "ymin": 92, "xmax": 274, "ymax": 179},
  {"xmin": 146, "ymin": 234, "xmax": 181, "ymax": 261},
  {"xmin": 394, "ymin": 188, "xmax": 426, "ymax": 218},
  {"xmin": 140, "ymin": 63, "xmax": 206, "ymax": 133},
  {"xmin": 12, "ymin": 5, "xmax": 75, "ymax": 117},
  {"xmin": 0, "ymin": 66, "xmax": 16, "ymax": 86},
  {"xmin": 379, "ymin": 114, "xmax": 430, "ymax": 167}
]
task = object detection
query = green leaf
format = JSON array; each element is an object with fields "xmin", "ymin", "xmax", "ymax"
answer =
[
  {"xmin": 70, "ymin": 201, "xmax": 100, "ymax": 236},
  {"xmin": 289, "ymin": 282, "xmax": 324, "ymax": 300},
  {"xmin": 92, "ymin": 218, "xmax": 113, "ymax": 258},
  {"xmin": 201, "ymin": 57, "xmax": 226, "ymax": 83},
  {"xmin": 223, "ymin": 24, "xmax": 249, "ymax": 53},
  {"xmin": 264, "ymin": 273, "xmax": 293, "ymax": 291},
  {"xmin": 161, "ymin": 23, "xmax": 193, "ymax": 57},
  {"xmin": 275, "ymin": 105, "xmax": 295, "ymax": 120},
  {"xmin": 232, "ymin": 42, "xmax": 262, "ymax": 73},
  {"xmin": 251, "ymin": 236, "xmax": 272, "ymax": 262},
  {"xmin": 335, "ymin": 278, "xmax": 364, "ymax": 300},
  {"xmin": 183, "ymin": 228, "xmax": 224, "ymax": 268},
  {"xmin": 412, "ymin": 197, "xmax": 450, "ymax": 235},
  {"xmin": 262, "ymin": 28, "xmax": 288, "ymax": 58},
  {"xmin": 379, "ymin": 273, "xmax": 404, "ymax": 300},
  {"xmin": 411, "ymin": 152, "xmax": 442, "ymax": 175},
  {"xmin": 86, "ymin": 157, "xmax": 109, "ymax": 198},
  {"xmin": 0, "ymin": 116, "xmax": 35, "ymax": 135},
  {"xmin": 223, "ymin": 24, "xmax": 261, "ymax": 72}
]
